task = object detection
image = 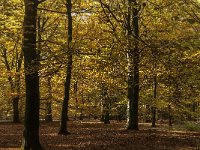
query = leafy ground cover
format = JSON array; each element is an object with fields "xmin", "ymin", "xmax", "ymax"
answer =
[{"xmin": 0, "ymin": 120, "xmax": 200, "ymax": 150}]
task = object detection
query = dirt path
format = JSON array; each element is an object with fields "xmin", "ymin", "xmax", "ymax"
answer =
[{"xmin": 0, "ymin": 120, "xmax": 199, "ymax": 150}]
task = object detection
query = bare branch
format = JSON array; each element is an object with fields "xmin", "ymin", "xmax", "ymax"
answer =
[{"xmin": 38, "ymin": 0, "xmax": 48, "ymax": 4}]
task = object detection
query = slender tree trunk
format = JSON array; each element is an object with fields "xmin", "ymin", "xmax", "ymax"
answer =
[
  {"xmin": 79, "ymin": 91, "xmax": 84, "ymax": 120},
  {"xmin": 104, "ymin": 105, "xmax": 110, "ymax": 124},
  {"xmin": 168, "ymin": 104, "xmax": 172, "ymax": 126},
  {"xmin": 10, "ymin": 81, "xmax": 20, "ymax": 123},
  {"xmin": 22, "ymin": 1, "xmax": 42, "ymax": 149},
  {"xmin": 13, "ymin": 95, "xmax": 20, "ymax": 123},
  {"xmin": 11, "ymin": 74, "xmax": 21, "ymax": 123},
  {"xmin": 151, "ymin": 107, "xmax": 156, "ymax": 127},
  {"xmin": 45, "ymin": 77, "xmax": 53, "ymax": 122},
  {"xmin": 74, "ymin": 81, "xmax": 78, "ymax": 120},
  {"xmin": 104, "ymin": 88, "xmax": 110, "ymax": 124},
  {"xmin": 152, "ymin": 53, "xmax": 157, "ymax": 127},
  {"xmin": 59, "ymin": 0, "xmax": 73, "ymax": 135},
  {"xmin": 127, "ymin": 0, "xmax": 140, "ymax": 130},
  {"xmin": 100, "ymin": 83, "xmax": 105, "ymax": 122}
]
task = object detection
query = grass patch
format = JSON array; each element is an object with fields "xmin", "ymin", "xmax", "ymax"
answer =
[{"xmin": 175, "ymin": 121, "xmax": 200, "ymax": 132}]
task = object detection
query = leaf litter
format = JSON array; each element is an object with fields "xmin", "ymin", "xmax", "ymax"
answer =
[{"xmin": 0, "ymin": 120, "xmax": 199, "ymax": 150}]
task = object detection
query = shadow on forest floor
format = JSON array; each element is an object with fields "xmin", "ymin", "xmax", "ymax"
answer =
[{"xmin": 0, "ymin": 120, "xmax": 200, "ymax": 150}]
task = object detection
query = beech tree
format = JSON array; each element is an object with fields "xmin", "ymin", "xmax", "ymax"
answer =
[
  {"xmin": 126, "ymin": 0, "xmax": 140, "ymax": 130},
  {"xmin": 22, "ymin": 0, "xmax": 46, "ymax": 149},
  {"xmin": 59, "ymin": 0, "xmax": 73, "ymax": 135}
]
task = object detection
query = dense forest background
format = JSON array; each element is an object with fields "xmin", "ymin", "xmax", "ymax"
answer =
[{"xmin": 0, "ymin": 0, "xmax": 200, "ymax": 126}]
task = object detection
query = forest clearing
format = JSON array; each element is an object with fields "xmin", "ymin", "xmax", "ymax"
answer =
[{"xmin": 0, "ymin": 120, "xmax": 200, "ymax": 150}]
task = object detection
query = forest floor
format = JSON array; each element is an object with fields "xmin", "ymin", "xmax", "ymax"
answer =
[{"xmin": 0, "ymin": 120, "xmax": 200, "ymax": 150}]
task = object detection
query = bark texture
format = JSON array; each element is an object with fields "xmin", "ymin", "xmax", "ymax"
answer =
[
  {"xmin": 22, "ymin": 0, "xmax": 42, "ymax": 149},
  {"xmin": 127, "ymin": 0, "xmax": 140, "ymax": 130}
]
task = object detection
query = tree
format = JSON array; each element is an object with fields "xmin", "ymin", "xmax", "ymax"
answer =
[
  {"xmin": 22, "ymin": 0, "xmax": 45, "ymax": 149},
  {"xmin": 59, "ymin": 0, "xmax": 73, "ymax": 135},
  {"xmin": 126, "ymin": 0, "xmax": 140, "ymax": 130}
]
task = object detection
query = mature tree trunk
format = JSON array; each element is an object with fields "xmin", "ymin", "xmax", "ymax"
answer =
[
  {"xmin": 59, "ymin": 0, "xmax": 73, "ymax": 135},
  {"xmin": 22, "ymin": 0, "xmax": 42, "ymax": 149},
  {"xmin": 127, "ymin": 0, "xmax": 140, "ymax": 130}
]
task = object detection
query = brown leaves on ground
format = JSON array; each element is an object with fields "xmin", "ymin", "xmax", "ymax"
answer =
[{"xmin": 0, "ymin": 120, "xmax": 200, "ymax": 150}]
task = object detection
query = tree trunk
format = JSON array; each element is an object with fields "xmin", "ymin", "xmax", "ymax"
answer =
[
  {"xmin": 45, "ymin": 77, "xmax": 53, "ymax": 122},
  {"xmin": 59, "ymin": 0, "xmax": 72, "ymax": 135},
  {"xmin": 168, "ymin": 104, "xmax": 172, "ymax": 126},
  {"xmin": 104, "ymin": 105, "xmax": 110, "ymax": 124},
  {"xmin": 74, "ymin": 81, "xmax": 78, "ymax": 120},
  {"xmin": 152, "ymin": 63, "xmax": 157, "ymax": 127},
  {"xmin": 13, "ymin": 95, "xmax": 20, "ymax": 123},
  {"xmin": 151, "ymin": 107, "xmax": 156, "ymax": 127},
  {"xmin": 100, "ymin": 83, "xmax": 105, "ymax": 122},
  {"xmin": 10, "ymin": 78, "xmax": 20, "ymax": 123},
  {"xmin": 11, "ymin": 72, "xmax": 21, "ymax": 123},
  {"xmin": 22, "ymin": 1, "xmax": 42, "ymax": 149},
  {"xmin": 127, "ymin": 0, "xmax": 140, "ymax": 130},
  {"xmin": 79, "ymin": 91, "xmax": 84, "ymax": 120}
]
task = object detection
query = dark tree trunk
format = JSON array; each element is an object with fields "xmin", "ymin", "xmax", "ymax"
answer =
[
  {"xmin": 151, "ymin": 107, "xmax": 156, "ymax": 127},
  {"xmin": 152, "ymin": 60, "xmax": 157, "ymax": 127},
  {"xmin": 59, "ymin": 0, "xmax": 72, "ymax": 135},
  {"xmin": 10, "ymin": 78, "xmax": 20, "ymax": 123},
  {"xmin": 74, "ymin": 81, "xmax": 78, "ymax": 120},
  {"xmin": 104, "ymin": 105, "xmax": 110, "ymax": 124},
  {"xmin": 45, "ymin": 101, "xmax": 52, "ymax": 122},
  {"xmin": 100, "ymin": 83, "xmax": 105, "ymax": 122},
  {"xmin": 100, "ymin": 97, "xmax": 104, "ymax": 122},
  {"xmin": 12, "ymin": 74, "xmax": 21, "ymax": 123},
  {"xmin": 127, "ymin": 0, "xmax": 140, "ymax": 130},
  {"xmin": 79, "ymin": 91, "xmax": 84, "ymax": 120},
  {"xmin": 13, "ymin": 95, "xmax": 20, "ymax": 123},
  {"xmin": 22, "ymin": 1, "xmax": 42, "ymax": 149},
  {"xmin": 168, "ymin": 104, "xmax": 172, "ymax": 126},
  {"xmin": 45, "ymin": 77, "xmax": 52, "ymax": 122}
]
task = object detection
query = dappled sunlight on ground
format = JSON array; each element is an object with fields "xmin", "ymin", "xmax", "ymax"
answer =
[{"xmin": 0, "ymin": 120, "xmax": 200, "ymax": 149}]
